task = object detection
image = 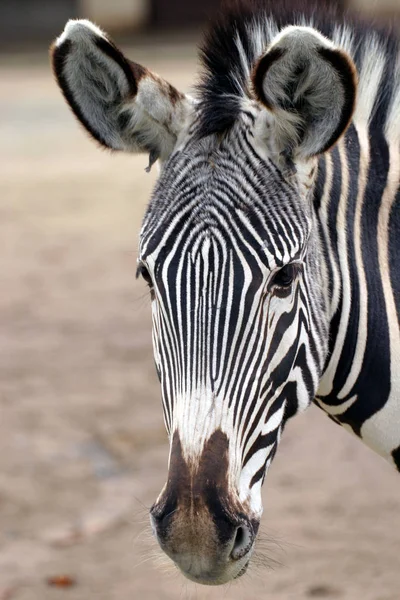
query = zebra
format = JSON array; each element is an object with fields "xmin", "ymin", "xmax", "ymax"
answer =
[{"xmin": 51, "ymin": 0, "xmax": 400, "ymax": 586}]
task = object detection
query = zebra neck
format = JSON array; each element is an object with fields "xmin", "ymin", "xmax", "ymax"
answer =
[{"xmin": 314, "ymin": 123, "xmax": 400, "ymax": 465}]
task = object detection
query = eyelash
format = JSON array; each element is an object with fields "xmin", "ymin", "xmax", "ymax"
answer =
[
  {"xmin": 137, "ymin": 264, "xmax": 152, "ymax": 284},
  {"xmin": 269, "ymin": 263, "xmax": 302, "ymax": 296},
  {"xmin": 136, "ymin": 263, "xmax": 155, "ymax": 299}
]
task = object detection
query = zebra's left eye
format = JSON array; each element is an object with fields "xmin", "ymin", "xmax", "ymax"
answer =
[{"xmin": 269, "ymin": 263, "xmax": 300, "ymax": 295}]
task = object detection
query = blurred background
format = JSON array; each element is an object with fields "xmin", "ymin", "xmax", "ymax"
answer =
[
  {"xmin": 1, "ymin": 1, "xmax": 400, "ymax": 599},
  {"xmin": 0, "ymin": 0, "xmax": 399, "ymax": 46}
]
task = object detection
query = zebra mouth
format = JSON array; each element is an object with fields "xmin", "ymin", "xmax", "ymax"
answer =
[
  {"xmin": 234, "ymin": 560, "xmax": 250, "ymax": 579},
  {"xmin": 181, "ymin": 559, "xmax": 251, "ymax": 586}
]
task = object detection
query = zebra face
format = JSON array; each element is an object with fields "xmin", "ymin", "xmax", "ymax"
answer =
[
  {"xmin": 140, "ymin": 127, "xmax": 327, "ymax": 583},
  {"xmin": 52, "ymin": 15, "xmax": 356, "ymax": 585}
]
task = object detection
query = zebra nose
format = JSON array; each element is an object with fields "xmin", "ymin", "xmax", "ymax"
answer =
[
  {"xmin": 150, "ymin": 498, "xmax": 256, "ymax": 559},
  {"xmin": 230, "ymin": 521, "xmax": 254, "ymax": 560},
  {"xmin": 150, "ymin": 431, "xmax": 259, "ymax": 584}
]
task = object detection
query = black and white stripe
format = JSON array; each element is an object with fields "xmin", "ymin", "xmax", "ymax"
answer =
[
  {"xmin": 52, "ymin": 3, "xmax": 400, "ymax": 580},
  {"xmin": 139, "ymin": 124, "xmax": 328, "ymax": 510},
  {"xmin": 138, "ymin": 3, "xmax": 400, "ymax": 487}
]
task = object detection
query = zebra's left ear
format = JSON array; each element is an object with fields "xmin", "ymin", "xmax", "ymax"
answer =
[{"xmin": 252, "ymin": 26, "xmax": 357, "ymax": 159}]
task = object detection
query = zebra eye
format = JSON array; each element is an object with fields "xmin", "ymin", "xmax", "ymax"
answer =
[
  {"xmin": 136, "ymin": 263, "xmax": 153, "ymax": 287},
  {"xmin": 270, "ymin": 263, "xmax": 299, "ymax": 294}
]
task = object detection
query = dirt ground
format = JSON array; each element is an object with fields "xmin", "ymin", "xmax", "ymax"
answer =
[{"xmin": 1, "ymin": 41, "xmax": 400, "ymax": 600}]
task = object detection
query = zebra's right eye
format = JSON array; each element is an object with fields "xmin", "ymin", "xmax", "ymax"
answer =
[
  {"xmin": 137, "ymin": 264, "xmax": 155, "ymax": 301},
  {"xmin": 136, "ymin": 264, "xmax": 153, "ymax": 287}
]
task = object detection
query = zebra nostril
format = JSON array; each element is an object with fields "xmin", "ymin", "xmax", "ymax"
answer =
[
  {"xmin": 150, "ymin": 499, "xmax": 178, "ymax": 540},
  {"xmin": 230, "ymin": 523, "xmax": 253, "ymax": 561}
]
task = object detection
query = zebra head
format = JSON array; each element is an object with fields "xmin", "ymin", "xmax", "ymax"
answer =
[{"xmin": 52, "ymin": 14, "xmax": 357, "ymax": 585}]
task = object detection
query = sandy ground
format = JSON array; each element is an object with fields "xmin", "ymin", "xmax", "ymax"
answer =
[{"xmin": 0, "ymin": 41, "xmax": 400, "ymax": 600}]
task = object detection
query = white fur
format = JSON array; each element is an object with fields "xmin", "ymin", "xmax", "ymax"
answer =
[
  {"xmin": 55, "ymin": 18, "xmax": 106, "ymax": 47},
  {"xmin": 385, "ymin": 51, "xmax": 400, "ymax": 145},
  {"xmin": 268, "ymin": 24, "xmax": 335, "ymax": 51},
  {"xmin": 353, "ymin": 33, "xmax": 386, "ymax": 127}
]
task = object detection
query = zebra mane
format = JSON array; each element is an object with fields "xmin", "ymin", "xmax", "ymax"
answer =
[{"xmin": 196, "ymin": 0, "xmax": 400, "ymax": 142}]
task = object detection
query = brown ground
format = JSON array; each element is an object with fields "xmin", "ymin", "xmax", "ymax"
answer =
[{"xmin": 0, "ymin": 42, "xmax": 400, "ymax": 600}]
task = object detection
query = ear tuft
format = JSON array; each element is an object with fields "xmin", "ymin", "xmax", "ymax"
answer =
[
  {"xmin": 55, "ymin": 19, "xmax": 106, "ymax": 47},
  {"xmin": 252, "ymin": 26, "xmax": 357, "ymax": 158}
]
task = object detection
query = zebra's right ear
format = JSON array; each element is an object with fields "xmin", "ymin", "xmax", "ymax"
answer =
[
  {"xmin": 252, "ymin": 26, "xmax": 357, "ymax": 159},
  {"xmin": 51, "ymin": 20, "xmax": 192, "ymax": 162}
]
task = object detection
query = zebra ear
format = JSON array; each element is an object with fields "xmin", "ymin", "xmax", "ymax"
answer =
[
  {"xmin": 252, "ymin": 26, "xmax": 357, "ymax": 159},
  {"xmin": 51, "ymin": 20, "xmax": 192, "ymax": 162}
]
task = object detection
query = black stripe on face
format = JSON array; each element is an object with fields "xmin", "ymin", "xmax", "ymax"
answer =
[{"xmin": 249, "ymin": 463, "xmax": 266, "ymax": 489}]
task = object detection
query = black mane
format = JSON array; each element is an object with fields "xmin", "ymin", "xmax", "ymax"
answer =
[{"xmin": 196, "ymin": 0, "xmax": 398, "ymax": 138}]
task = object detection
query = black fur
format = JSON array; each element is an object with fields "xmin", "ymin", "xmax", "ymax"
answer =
[{"xmin": 196, "ymin": 0, "xmax": 398, "ymax": 139}]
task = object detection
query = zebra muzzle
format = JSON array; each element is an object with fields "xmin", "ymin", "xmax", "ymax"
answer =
[{"xmin": 149, "ymin": 430, "xmax": 258, "ymax": 584}]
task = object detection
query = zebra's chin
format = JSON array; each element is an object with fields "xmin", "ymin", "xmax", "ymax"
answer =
[{"xmin": 175, "ymin": 554, "xmax": 252, "ymax": 586}]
